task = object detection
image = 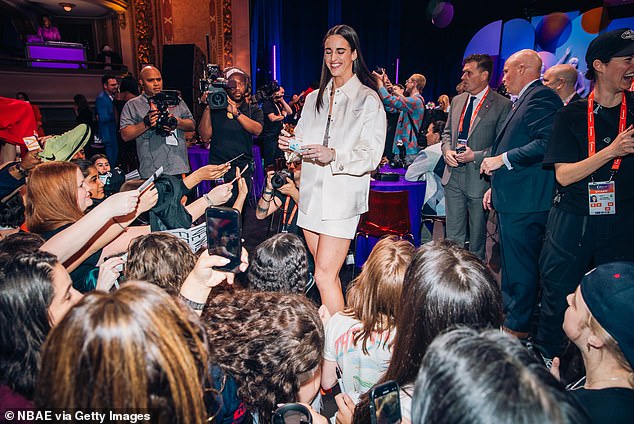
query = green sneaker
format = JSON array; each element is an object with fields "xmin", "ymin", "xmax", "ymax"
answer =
[{"xmin": 39, "ymin": 123, "xmax": 91, "ymax": 162}]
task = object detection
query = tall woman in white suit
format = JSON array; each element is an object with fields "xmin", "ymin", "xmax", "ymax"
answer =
[{"xmin": 279, "ymin": 24, "xmax": 386, "ymax": 314}]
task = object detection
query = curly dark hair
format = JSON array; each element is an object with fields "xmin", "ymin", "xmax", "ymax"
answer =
[
  {"xmin": 0, "ymin": 232, "xmax": 45, "ymax": 268},
  {"xmin": 201, "ymin": 291, "xmax": 324, "ymax": 423},
  {"xmin": 0, "ymin": 251, "xmax": 57, "ymax": 399},
  {"xmin": 0, "ymin": 190, "xmax": 25, "ymax": 228},
  {"xmin": 246, "ymin": 233, "xmax": 308, "ymax": 293},
  {"xmin": 125, "ymin": 233, "xmax": 197, "ymax": 294}
]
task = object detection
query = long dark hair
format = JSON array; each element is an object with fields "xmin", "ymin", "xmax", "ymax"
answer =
[
  {"xmin": 353, "ymin": 241, "xmax": 503, "ymax": 423},
  {"xmin": 413, "ymin": 328, "xmax": 590, "ymax": 424},
  {"xmin": 0, "ymin": 251, "xmax": 57, "ymax": 399},
  {"xmin": 315, "ymin": 24, "xmax": 377, "ymax": 112}
]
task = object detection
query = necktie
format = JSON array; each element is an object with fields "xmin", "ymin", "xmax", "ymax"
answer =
[{"xmin": 458, "ymin": 96, "xmax": 477, "ymax": 141}]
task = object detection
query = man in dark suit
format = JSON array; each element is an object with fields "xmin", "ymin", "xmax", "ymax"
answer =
[
  {"xmin": 96, "ymin": 74, "xmax": 119, "ymax": 166},
  {"xmin": 542, "ymin": 64, "xmax": 583, "ymax": 105},
  {"xmin": 480, "ymin": 49, "xmax": 563, "ymax": 339},
  {"xmin": 441, "ymin": 54, "xmax": 512, "ymax": 259}
]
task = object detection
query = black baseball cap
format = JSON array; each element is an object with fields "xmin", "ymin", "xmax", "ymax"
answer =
[
  {"xmin": 580, "ymin": 261, "xmax": 634, "ymax": 369},
  {"xmin": 586, "ymin": 28, "xmax": 634, "ymax": 78}
]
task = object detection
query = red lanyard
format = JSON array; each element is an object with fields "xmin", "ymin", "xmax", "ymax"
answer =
[
  {"xmin": 587, "ymin": 91, "xmax": 626, "ymax": 172},
  {"xmin": 458, "ymin": 87, "xmax": 489, "ymax": 134}
]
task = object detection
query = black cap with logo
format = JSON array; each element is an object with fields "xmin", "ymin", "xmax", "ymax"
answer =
[{"xmin": 585, "ymin": 28, "xmax": 634, "ymax": 79}]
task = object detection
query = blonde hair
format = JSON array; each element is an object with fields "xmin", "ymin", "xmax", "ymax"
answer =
[
  {"xmin": 410, "ymin": 73, "xmax": 427, "ymax": 92},
  {"xmin": 588, "ymin": 315, "xmax": 634, "ymax": 387},
  {"xmin": 36, "ymin": 281, "xmax": 209, "ymax": 423},
  {"xmin": 438, "ymin": 94, "xmax": 450, "ymax": 111},
  {"xmin": 26, "ymin": 161, "xmax": 84, "ymax": 233},
  {"xmin": 345, "ymin": 236, "xmax": 414, "ymax": 354}
]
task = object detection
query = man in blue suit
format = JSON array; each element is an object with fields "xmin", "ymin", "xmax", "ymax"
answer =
[
  {"xmin": 480, "ymin": 49, "xmax": 563, "ymax": 340},
  {"xmin": 96, "ymin": 74, "xmax": 119, "ymax": 166}
]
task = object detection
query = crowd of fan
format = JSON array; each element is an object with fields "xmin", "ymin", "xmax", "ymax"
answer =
[
  {"xmin": 1, "ymin": 30, "xmax": 633, "ymax": 424},
  {"xmin": 0, "ymin": 151, "xmax": 631, "ymax": 423}
]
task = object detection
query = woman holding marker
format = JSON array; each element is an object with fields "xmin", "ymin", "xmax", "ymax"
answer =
[{"xmin": 279, "ymin": 24, "xmax": 386, "ymax": 314}]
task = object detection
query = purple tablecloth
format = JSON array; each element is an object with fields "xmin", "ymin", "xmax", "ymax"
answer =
[
  {"xmin": 355, "ymin": 174, "xmax": 426, "ymax": 267},
  {"xmin": 187, "ymin": 144, "xmax": 265, "ymax": 199}
]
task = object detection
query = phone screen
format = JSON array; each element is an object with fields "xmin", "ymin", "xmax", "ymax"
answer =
[
  {"xmin": 206, "ymin": 207, "xmax": 242, "ymax": 272},
  {"xmin": 370, "ymin": 381, "xmax": 401, "ymax": 424}
]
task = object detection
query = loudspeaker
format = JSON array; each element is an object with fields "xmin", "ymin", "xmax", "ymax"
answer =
[{"xmin": 161, "ymin": 44, "xmax": 206, "ymax": 120}]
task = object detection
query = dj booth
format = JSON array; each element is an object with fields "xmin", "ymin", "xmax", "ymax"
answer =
[{"xmin": 26, "ymin": 41, "xmax": 86, "ymax": 69}]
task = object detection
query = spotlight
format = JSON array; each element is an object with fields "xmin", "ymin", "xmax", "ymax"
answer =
[{"xmin": 59, "ymin": 2, "xmax": 76, "ymax": 12}]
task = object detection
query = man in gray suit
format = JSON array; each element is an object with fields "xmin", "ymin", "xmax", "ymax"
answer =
[{"xmin": 441, "ymin": 54, "xmax": 512, "ymax": 259}]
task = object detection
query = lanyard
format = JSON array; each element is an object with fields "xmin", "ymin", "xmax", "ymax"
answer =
[
  {"xmin": 281, "ymin": 195, "xmax": 297, "ymax": 232},
  {"xmin": 458, "ymin": 87, "xmax": 489, "ymax": 134},
  {"xmin": 587, "ymin": 91, "xmax": 626, "ymax": 172}
]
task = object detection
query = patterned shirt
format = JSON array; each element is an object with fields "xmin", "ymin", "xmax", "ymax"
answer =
[{"xmin": 378, "ymin": 87, "xmax": 425, "ymax": 155}]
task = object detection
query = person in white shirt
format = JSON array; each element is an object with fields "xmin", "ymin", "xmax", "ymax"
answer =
[
  {"xmin": 278, "ymin": 24, "xmax": 386, "ymax": 314},
  {"xmin": 321, "ymin": 237, "xmax": 413, "ymax": 401}
]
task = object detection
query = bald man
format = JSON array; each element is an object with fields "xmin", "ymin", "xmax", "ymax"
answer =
[
  {"xmin": 480, "ymin": 50, "xmax": 563, "ymax": 340},
  {"xmin": 542, "ymin": 64, "xmax": 582, "ymax": 105},
  {"xmin": 120, "ymin": 65, "xmax": 195, "ymax": 178}
]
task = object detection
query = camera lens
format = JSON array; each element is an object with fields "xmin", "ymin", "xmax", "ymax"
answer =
[{"xmin": 271, "ymin": 174, "xmax": 285, "ymax": 189}]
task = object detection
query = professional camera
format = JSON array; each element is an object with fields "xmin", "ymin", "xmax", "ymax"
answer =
[
  {"xmin": 148, "ymin": 90, "xmax": 180, "ymax": 137},
  {"xmin": 253, "ymin": 80, "xmax": 280, "ymax": 103},
  {"xmin": 200, "ymin": 64, "xmax": 233, "ymax": 109},
  {"xmin": 389, "ymin": 139, "xmax": 408, "ymax": 169},
  {"xmin": 271, "ymin": 168, "xmax": 294, "ymax": 189}
]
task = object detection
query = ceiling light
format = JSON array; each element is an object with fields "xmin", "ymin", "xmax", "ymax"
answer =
[{"xmin": 59, "ymin": 2, "xmax": 76, "ymax": 12}]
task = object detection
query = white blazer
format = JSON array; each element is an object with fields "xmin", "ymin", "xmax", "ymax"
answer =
[{"xmin": 295, "ymin": 75, "xmax": 386, "ymax": 220}]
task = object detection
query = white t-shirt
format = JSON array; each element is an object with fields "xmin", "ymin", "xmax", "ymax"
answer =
[{"xmin": 324, "ymin": 312, "xmax": 395, "ymax": 398}]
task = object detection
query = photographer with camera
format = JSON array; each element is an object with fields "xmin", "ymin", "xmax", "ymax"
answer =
[
  {"xmin": 256, "ymin": 160, "xmax": 301, "ymax": 234},
  {"xmin": 199, "ymin": 67, "xmax": 263, "ymax": 203},
  {"xmin": 119, "ymin": 66, "xmax": 195, "ymax": 178},
  {"xmin": 372, "ymin": 69, "xmax": 427, "ymax": 167},
  {"xmin": 256, "ymin": 82, "xmax": 293, "ymax": 168}
]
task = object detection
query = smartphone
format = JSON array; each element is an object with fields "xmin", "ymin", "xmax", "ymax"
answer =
[
  {"xmin": 369, "ymin": 381, "xmax": 401, "ymax": 424},
  {"xmin": 205, "ymin": 206, "xmax": 242, "ymax": 272},
  {"xmin": 375, "ymin": 66, "xmax": 385, "ymax": 75},
  {"xmin": 137, "ymin": 166, "xmax": 163, "ymax": 192}
]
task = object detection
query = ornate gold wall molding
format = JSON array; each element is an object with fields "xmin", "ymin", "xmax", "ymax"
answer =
[
  {"xmin": 132, "ymin": 0, "xmax": 156, "ymax": 68},
  {"xmin": 222, "ymin": 0, "xmax": 233, "ymax": 67},
  {"xmin": 208, "ymin": 0, "xmax": 232, "ymax": 67}
]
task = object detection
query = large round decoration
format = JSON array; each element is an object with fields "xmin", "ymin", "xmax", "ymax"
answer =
[
  {"xmin": 581, "ymin": 7, "xmax": 611, "ymax": 34},
  {"xmin": 535, "ymin": 12, "xmax": 572, "ymax": 52},
  {"xmin": 431, "ymin": 2, "xmax": 454, "ymax": 29}
]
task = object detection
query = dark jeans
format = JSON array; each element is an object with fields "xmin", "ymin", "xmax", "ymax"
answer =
[
  {"xmin": 535, "ymin": 206, "xmax": 634, "ymax": 358},
  {"xmin": 498, "ymin": 210, "xmax": 549, "ymax": 333}
]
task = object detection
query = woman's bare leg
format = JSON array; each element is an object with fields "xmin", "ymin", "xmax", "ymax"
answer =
[{"xmin": 311, "ymin": 233, "xmax": 349, "ymax": 314}]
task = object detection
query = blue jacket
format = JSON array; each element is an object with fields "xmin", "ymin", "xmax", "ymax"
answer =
[{"xmin": 96, "ymin": 91, "xmax": 117, "ymax": 144}]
